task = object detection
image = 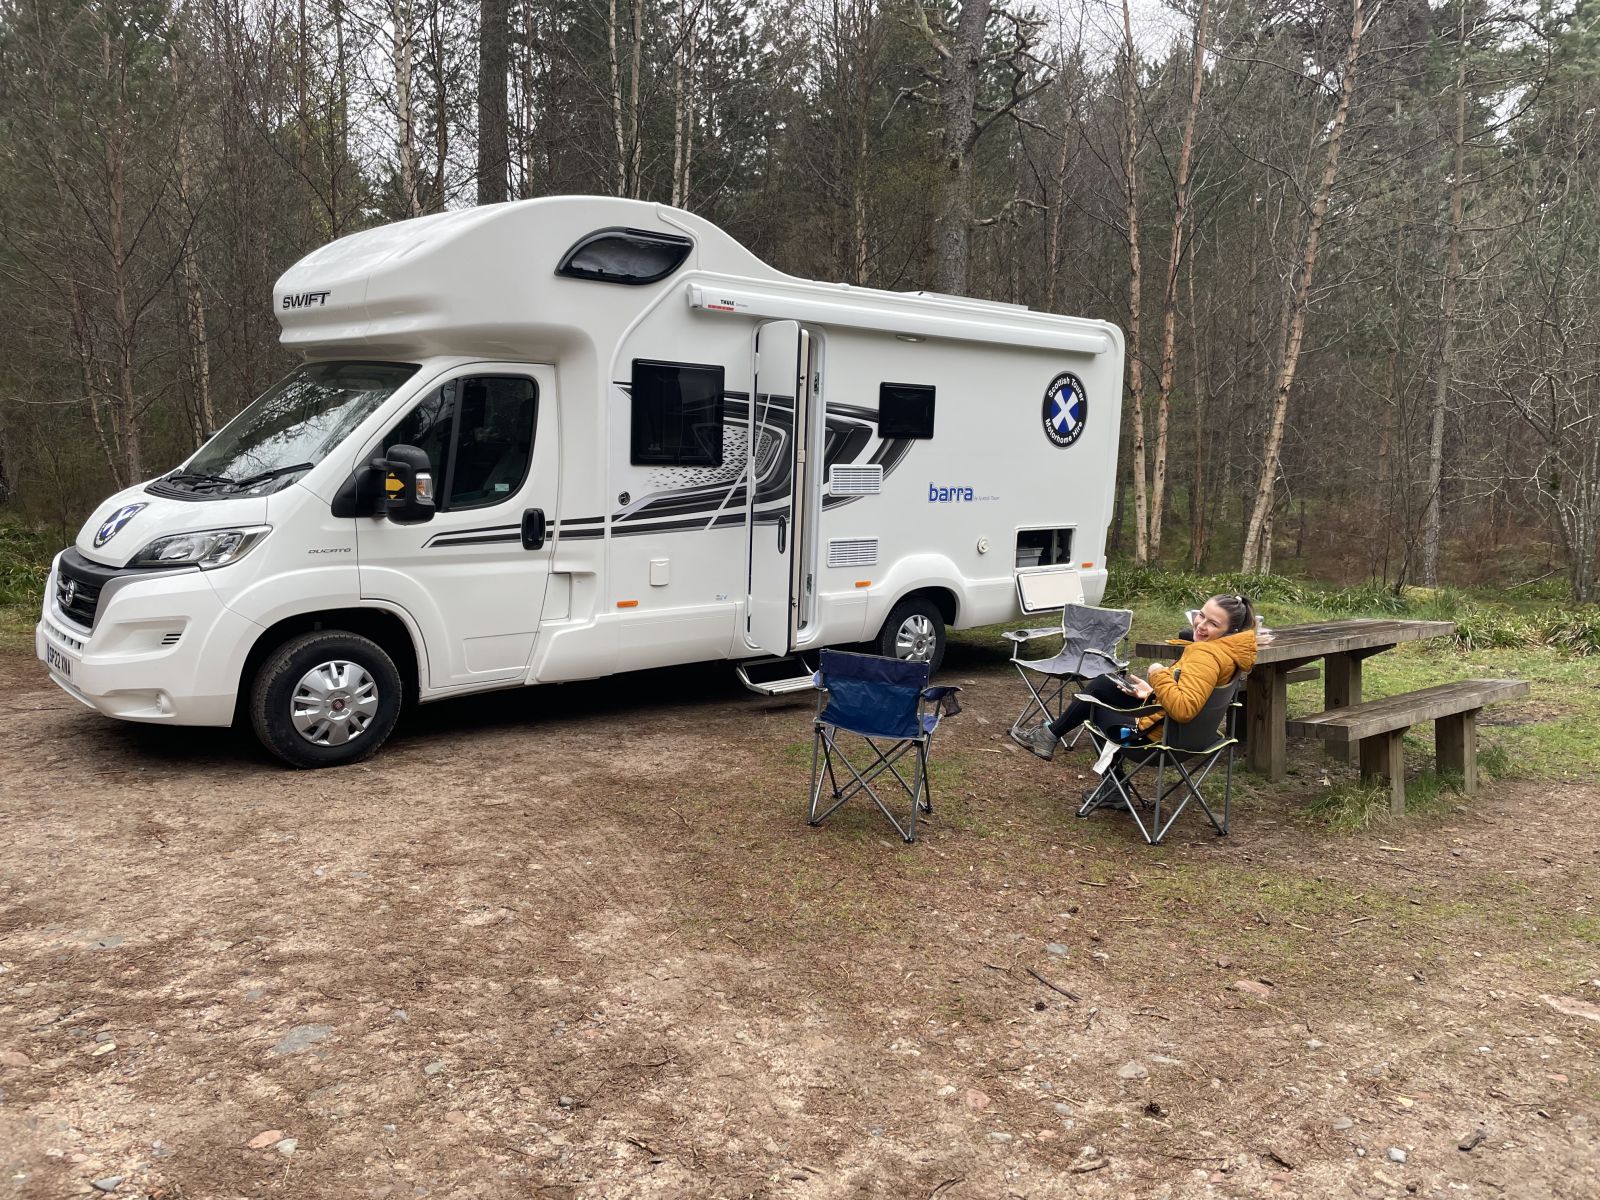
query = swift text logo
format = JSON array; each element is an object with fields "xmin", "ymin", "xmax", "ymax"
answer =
[{"xmin": 281, "ymin": 290, "xmax": 331, "ymax": 310}]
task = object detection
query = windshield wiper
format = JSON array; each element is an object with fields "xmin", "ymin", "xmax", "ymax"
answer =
[
  {"xmin": 228, "ymin": 462, "xmax": 316, "ymax": 491},
  {"xmin": 165, "ymin": 470, "xmax": 237, "ymax": 490}
]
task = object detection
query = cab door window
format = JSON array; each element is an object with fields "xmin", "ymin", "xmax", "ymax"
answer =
[{"xmin": 383, "ymin": 376, "xmax": 538, "ymax": 511}]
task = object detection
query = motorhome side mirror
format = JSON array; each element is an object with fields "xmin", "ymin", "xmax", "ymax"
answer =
[{"xmin": 378, "ymin": 444, "xmax": 436, "ymax": 524}]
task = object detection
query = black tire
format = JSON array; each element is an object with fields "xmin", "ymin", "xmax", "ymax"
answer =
[
  {"xmin": 874, "ymin": 595, "xmax": 947, "ymax": 675},
  {"xmin": 249, "ymin": 631, "xmax": 403, "ymax": 769}
]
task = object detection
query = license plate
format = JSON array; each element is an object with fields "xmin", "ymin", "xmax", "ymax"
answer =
[{"xmin": 46, "ymin": 644, "xmax": 73, "ymax": 678}]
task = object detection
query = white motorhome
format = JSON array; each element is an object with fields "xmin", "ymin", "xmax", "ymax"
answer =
[{"xmin": 37, "ymin": 196, "xmax": 1123, "ymax": 767}]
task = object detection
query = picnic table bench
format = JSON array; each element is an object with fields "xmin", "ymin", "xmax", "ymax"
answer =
[
  {"xmin": 1138, "ymin": 619, "xmax": 1457, "ymax": 781},
  {"xmin": 1287, "ymin": 678, "xmax": 1529, "ymax": 813}
]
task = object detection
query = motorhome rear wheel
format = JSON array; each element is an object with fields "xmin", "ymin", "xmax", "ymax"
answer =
[{"xmin": 249, "ymin": 631, "xmax": 402, "ymax": 768}]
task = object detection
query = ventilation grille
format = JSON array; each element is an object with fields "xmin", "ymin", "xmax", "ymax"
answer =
[
  {"xmin": 828, "ymin": 538, "xmax": 879, "ymax": 568},
  {"xmin": 160, "ymin": 632, "xmax": 183, "ymax": 647},
  {"xmin": 45, "ymin": 618, "xmax": 85, "ymax": 652},
  {"xmin": 828, "ymin": 464, "xmax": 883, "ymax": 496}
]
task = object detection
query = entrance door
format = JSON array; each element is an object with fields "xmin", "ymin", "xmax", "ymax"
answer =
[
  {"xmin": 356, "ymin": 364, "xmax": 559, "ymax": 689},
  {"xmin": 746, "ymin": 320, "xmax": 806, "ymax": 654}
]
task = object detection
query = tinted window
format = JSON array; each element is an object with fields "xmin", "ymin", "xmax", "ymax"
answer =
[
  {"xmin": 557, "ymin": 228, "xmax": 693, "ymax": 285},
  {"xmin": 631, "ymin": 360, "xmax": 724, "ymax": 466},
  {"xmin": 879, "ymin": 383, "xmax": 935, "ymax": 439},
  {"xmin": 384, "ymin": 376, "xmax": 537, "ymax": 511},
  {"xmin": 449, "ymin": 378, "xmax": 537, "ymax": 508},
  {"xmin": 385, "ymin": 385, "xmax": 455, "ymax": 481}
]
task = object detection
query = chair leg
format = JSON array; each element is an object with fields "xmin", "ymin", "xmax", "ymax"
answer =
[{"xmin": 807, "ymin": 727, "xmax": 827, "ymax": 825}]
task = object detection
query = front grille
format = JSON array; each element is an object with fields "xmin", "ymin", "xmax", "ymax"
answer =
[
  {"xmin": 53, "ymin": 548, "xmax": 184, "ymax": 632},
  {"xmin": 56, "ymin": 559, "xmax": 104, "ymax": 629},
  {"xmin": 44, "ymin": 618, "xmax": 85, "ymax": 652}
]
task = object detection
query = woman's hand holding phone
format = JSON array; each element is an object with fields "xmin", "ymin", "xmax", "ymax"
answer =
[{"xmin": 1122, "ymin": 673, "xmax": 1155, "ymax": 702}]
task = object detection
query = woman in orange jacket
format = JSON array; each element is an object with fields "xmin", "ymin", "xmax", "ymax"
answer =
[{"xmin": 1022, "ymin": 594, "xmax": 1259, "ymax": 760}]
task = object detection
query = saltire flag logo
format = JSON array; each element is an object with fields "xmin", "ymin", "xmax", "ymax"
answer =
[
  {"xmin": 93, "ymin": 502, "xmax": 148, "ymax": 547},
  {"xmin": 1042, "ymin": 373, "xmax": 1087, "ymax": 448}
]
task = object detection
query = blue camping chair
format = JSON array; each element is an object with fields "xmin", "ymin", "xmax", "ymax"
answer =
[{"xmin": 807, "ymin": 649, "xmax": 962, "ymax": 843}]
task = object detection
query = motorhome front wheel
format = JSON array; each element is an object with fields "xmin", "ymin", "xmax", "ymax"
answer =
[
  {"xmin": 876, "ymin": 597, "xmax": 946, "ymax": 675},
  {"xmin": 249, "ymin": 631, "xmax": 403, "ymax": 768}
]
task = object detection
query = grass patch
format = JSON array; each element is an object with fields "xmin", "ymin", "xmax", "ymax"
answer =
[{"xmin": 1302, "ymin": 769, "xmax": 1463, "ymax": 834}]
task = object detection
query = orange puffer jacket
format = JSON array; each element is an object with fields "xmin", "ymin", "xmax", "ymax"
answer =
[{"xmin": 1136, "ymin": 629, "xmax": 1258, "ymax": 742}]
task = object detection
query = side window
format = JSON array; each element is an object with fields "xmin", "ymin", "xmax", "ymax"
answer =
[
  {"xmin": 449, "ymin": 378, "xmax": 537, "ymax": 508},
  {"xmin": 879, "ymin": 383, "xmax": 935, "ymax": 439},
  {"xmin": 383, "ymin": 376, "xmax": 537, "ymax": 511},
  {"xmin": 384, "ymin": 384, "xmax": 454, "ymax": 480},
  {"xmin": 631, "ymin": 359, "xmax": 724, "ymax": 466}
]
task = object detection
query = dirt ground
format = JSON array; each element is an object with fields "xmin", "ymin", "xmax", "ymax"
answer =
[{"xmin": 1, "ymin": 640, "xmax": 1597, "ymax": 1200}]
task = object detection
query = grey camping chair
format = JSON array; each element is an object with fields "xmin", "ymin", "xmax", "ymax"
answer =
[
  {"xmin": 1006, "ymin": 603, "xmax": 1133, "ymax": 753},
  {"xmin": 1076, "ymin": 673, "xmax": 1244, "ymax": 845}
]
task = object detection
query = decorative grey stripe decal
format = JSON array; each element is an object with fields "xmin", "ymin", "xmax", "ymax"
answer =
[{"xmin": 429, "ymin": 532, "xmax": 522, "ymax": 547}]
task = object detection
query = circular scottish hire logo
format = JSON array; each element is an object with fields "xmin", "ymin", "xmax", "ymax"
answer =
[
  {"xmin": 1042, "ymin": 372, "xmax": 1088, "ymax": 448},
  {"xmin": 93, "ymin": 502, "xmax": 147, "ymax": 548}
]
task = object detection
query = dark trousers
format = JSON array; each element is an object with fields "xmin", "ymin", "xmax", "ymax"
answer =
[{"xmin": 1047, "ymin": 674, "xmax": 1153, "ymax": 742}]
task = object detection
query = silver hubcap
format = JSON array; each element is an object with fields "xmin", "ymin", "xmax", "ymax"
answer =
[
  {"xmin": 291, "ymin": 659, "xmax": 379, "ymax": 747},
  {"xmin": 894, "ymin": 614, "xmax": 937, "ymax": 662}
]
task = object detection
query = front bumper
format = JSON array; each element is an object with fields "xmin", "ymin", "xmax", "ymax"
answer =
[{"xmin": 37, "ymin": 555, "xmax": 260, "ymax": 726}]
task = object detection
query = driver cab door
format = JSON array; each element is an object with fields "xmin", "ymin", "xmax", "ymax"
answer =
[{"xmin": 356, "ymin": 363, "xmax": 559, "ymax": 689}]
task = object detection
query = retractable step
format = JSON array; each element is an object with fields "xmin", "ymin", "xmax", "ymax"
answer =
[{"xmin": 735, "ymin": 655, "xmax": 817, "ymax": 696}]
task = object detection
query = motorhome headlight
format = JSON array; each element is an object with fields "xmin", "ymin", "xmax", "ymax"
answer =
[{"xmin": 128, "ymin": 525, "xmax": 271, "ymax": 570}]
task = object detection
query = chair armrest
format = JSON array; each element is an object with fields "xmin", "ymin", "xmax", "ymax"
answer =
[
  {"xmin": 922, "ymin": 685, "xmax": 963, "ymax": 720},
  {"xmin": 1075, "ymin": 693, "xmax": 1162, "ymax": 719},
  {"xmin": 1146, "ymin": 735, "xmax": 1238, "ymax": 755},
  {"xmin": 1081, "ymin": 647, "xmax": 1130, "ymax": 670},
  {"xmin": 1002, "ymin": 627, "xmax": 1062, "ymax": 643}
]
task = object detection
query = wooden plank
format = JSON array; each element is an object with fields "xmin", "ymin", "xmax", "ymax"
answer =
[
  {"xmin": 1323, "ymin": 651, "xmax": 1363, "ymax": 764},
  {"xmin": 1284, "ymin": 666, "xmax": 1320, "ymax": 685},
  {"xmin": 1358, "ymin": 729, "xmax": 1407, "ymax": 815},
  {"xmin": 1287, "ymin": 679, "xmax": 1528, "ymax": 743},
  {"xmin": 1436, "ymin": 710, "xmax": 1480, "ymax": 795},
  {"xmin": 1136, "ymin": 619, "xmax": 1454, "ymax": 667},
  {"xmin": 1246, "ymin": 666, "xmax": 1288, "ymax": 781}
]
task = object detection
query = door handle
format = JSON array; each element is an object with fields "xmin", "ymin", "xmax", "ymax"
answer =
[
  {"xmin": 521, "ymin": 508, "xmax": 547, "ymax": 550},
  {"xmin": 776, "ymin": 514, "xmax": 787, "ymax": 554}
]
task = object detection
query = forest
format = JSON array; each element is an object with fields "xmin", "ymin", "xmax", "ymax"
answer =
[{"xmin": 0, "ymin": 0, "xmax": 1595, "ymax": 598}]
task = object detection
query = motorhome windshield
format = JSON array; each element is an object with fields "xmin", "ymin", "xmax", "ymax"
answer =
[{"xmin": 166, "ymin": 361, "xmax": 419, "ymax": 496}]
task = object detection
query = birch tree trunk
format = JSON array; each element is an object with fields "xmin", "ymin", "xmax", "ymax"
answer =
[
  {"xmin": 393, "ymin": 0, "xmax": 421, "ymax": 217},
  {"xmin": 607, "ymin": 0, "xmax": 627, "ymax": 196},
  {"xmin": 1422, "ymin": 8, "xmax": 1468, "ymax": 586},
  {"xmin": 1149, "ymin": 0, "xmax": 1209, "ymax": 561},
  {"xmin": 170, "ymin": 39, "xmax": 213, "ymax": 445},
  {"xmin": 627, "ymin": 0, "xmax": 643, "ymax": 196},
  {"xmin": 1044, "ymin": 64, "xmax": 1073, "ymax": 311},
  {"xmin": 477, "ymin": 0, "xmax": 509, "ymax": 204},
  {"xmin": 1119, "ymin": 0, "xmax": 1149, "ymax": 564},
  {"xmin": 931, "ymin": 0, "xmax": 989, "ymax": 296},
  {"xmin": 1188, "ymin": 218, "xmax": 1206, "ymax": 569},
  {"xmin": 671, "ymin": 0, "xmax": 687, "ymax": 205},
  {"xmin": 429, "ymin": 4, "xmax": 449, "ymax": 209},
  {"xmin": 1241, "ymin": 0, "xmax": 1367, "ymax": 573}
]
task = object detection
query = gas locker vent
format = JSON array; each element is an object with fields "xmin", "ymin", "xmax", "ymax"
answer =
[
  {"xmin": 828, "ymin": 464, "xmax": 883, "ymax": 496},
  {"xmin": 827, "ymin": 538, "xmax": 879, "ymax": 568}
]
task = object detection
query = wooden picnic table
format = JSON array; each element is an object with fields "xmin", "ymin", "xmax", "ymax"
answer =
[{"xmin": 1135, "ymin": 618, "xmax": 1457, "ymax": 781}]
